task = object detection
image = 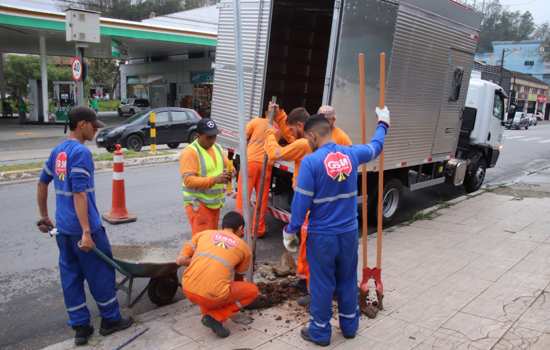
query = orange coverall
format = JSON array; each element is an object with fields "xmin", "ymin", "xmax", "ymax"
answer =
[
  {"xmin": 235, "ymin": 110, "xmax": 288, "ymax": 237},
  {"xmin": 179, "ymin": 147, "xmax": 231, "ymax": 236},
  {"xmin": 265, "ymin": 122, "xmax": 352, "ymax": 284},
  {"xmin": 179, "ymin": 229, "xmax": 259, "ymax": 322}
]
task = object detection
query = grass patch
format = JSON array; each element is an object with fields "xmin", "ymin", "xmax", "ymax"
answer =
[
  {"xmin": 98, "ymin": 100, "xmax": 120, "ymax": 112},
  {"xmin": 0, "ymin": 150, "xmax": 174, "ymax": 173},
  {"xmin": 0, "ymin": 162, "xmax": 43, "ymax": 173},
  {"xmin": 92, "ymin": 150, "xmax": 172, "ymax": 161}
]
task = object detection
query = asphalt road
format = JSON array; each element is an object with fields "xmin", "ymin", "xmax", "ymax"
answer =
[{"xmin": 1, "ymin": 123, "xmax": 550, "ymax": 349}]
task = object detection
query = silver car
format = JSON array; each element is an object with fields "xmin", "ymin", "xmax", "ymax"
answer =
[{"xmin": 117, "ymin": 98, "xmax": 150, "ymax": 117}]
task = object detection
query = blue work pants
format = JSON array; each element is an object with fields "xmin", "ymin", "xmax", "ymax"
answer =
[
  {"xmin": 56, "ymin": 227, "xmax": 121, "ymax": 327},
  {"xmin": 306, "ymin": 231, "xmax": 359, "ymax": 343}
]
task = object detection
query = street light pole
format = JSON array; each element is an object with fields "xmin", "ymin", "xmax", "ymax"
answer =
[{"xmin": 499, "ymin": 48, "xmax": 506, "ymax": 86}]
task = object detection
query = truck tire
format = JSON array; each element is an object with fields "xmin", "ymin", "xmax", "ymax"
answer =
[
  {"xmin": 368, "ymin": 178, "xmax": 403, "ymax": 226},
  {"xmin": 464, "ymin": 158, "xmax": 486, "ymax": 193},
  {"xmin": 167, "ymin": 142, "xmax": 180, "ymax": 149}
]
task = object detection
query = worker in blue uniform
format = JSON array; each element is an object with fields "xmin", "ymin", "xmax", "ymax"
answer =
[
  {"xmin": 282, "ymin": 107, "xmax": 390, "ymax": 346},
  {"xmin": 36, "ymin": 106, "xmax": 133, "ymax": 346}
]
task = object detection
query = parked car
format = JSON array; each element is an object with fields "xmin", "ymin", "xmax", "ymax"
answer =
[
  {"xmin": 527, "ymin": 113, "xmax": 538, "ymax": 126},
  {"xmin": 117, "ymin": 98, "xmax": 150, "ymax": 117},
  {"xmin": 96, "ymin": 107, "xmax": 201, "ymax": 152},
  {"xmin": 536, "ymin": 112, "xmax": 544, "ymax": 121},
  {"xmin": 505, "ymin": 112, "xmax": 529, "ymax": 130}
]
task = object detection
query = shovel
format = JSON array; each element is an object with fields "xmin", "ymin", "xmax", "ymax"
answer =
[{"xmin": 358, "ymin": 53, "xmax": 386, "ymax": 318}]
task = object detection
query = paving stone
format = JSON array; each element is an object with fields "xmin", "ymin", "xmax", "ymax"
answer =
[
  {"xmin": 276, "ymin": 325, "xmax": 346, "ymax": 350},
  {"xmin": 413, "ymin": 328, "xmax": 482, "ymax": 350},
  {"xmin": 516, "ymin": 292, "xmax": 550, "ymax": 333},
  {"xmin": 255, "ymin": 338, "xmax": 299, "ymax": 350},
  {"xmin": 440, "ymin": 312, "xmax": 512, "ymax": 349},
  {"xmin": 359, "ymin": 316, "xmax": 432, "ymax": 348},
  {"xmin": 492, "ymin": 326, "xmax": 549, "ymax": 350},
  {"xmin": 392, "ymin": 297, "xmax": 458, "ymax": 331},
  {"xmin": 331, "ymin": 334, "xmax": 393, "ymax": 350}
]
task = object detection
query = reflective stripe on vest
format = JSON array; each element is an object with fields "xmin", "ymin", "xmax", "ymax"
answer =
[{"xmin": 182, "ymin": 140, "xmax": 226, "ymax": 209}]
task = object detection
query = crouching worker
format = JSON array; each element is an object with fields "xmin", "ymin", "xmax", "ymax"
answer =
[{"xmin": 177, "ymin": 211, "xmax": 259, "ymax": 338}]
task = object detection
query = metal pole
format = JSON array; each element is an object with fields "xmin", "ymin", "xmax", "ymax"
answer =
[
  {"xmin": 39, "ymin": 35, "xmax": 49, "ymax": 122},
  {"xmin": 76, "ymin": 46, "xmax": 85, "ymax": 106},
  {"xmin": 232, "ymin": 0, "xmax": 253, "ymax": 281}
]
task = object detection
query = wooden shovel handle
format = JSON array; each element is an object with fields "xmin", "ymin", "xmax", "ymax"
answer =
[
  {"xmin": 376, "ymin": 53, "xmax": 386, "ymax": 269},
  {"xmin": 358, "ymin": 53, "xmax": 368, "ymax": 269}
]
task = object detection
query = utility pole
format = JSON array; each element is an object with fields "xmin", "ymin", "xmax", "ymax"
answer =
[{"xmin": 499, "ymin": 48, "xmax": 506, "ymax": 86}]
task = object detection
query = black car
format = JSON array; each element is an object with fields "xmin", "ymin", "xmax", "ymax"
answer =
[{"xmin": 96, "ymin": 107, "xmax": 201, "ymax": 152}]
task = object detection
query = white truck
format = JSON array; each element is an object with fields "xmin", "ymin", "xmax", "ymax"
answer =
[{"xmin": 211, "ymin": 0, "xmax": 506, "ymax": 224}]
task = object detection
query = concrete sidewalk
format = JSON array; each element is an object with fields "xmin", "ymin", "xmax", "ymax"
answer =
[{"xmin": 43, "ymin": 188, "xmax": 550, "ymax": 350}]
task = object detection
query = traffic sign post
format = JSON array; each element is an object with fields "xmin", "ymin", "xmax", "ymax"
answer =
[{"xmin": 71, "ymin": 56, "xmax": 82, "ymax": 81}]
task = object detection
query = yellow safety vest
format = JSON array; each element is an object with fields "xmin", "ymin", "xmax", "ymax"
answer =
[{"xmin": 182, "ymin": 140, "xmax": 226, "ymax": 209}]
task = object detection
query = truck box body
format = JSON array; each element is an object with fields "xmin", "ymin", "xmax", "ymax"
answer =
[{"xmin": 211, "ymin": 0, "xmax": 482, "ymax": 171}]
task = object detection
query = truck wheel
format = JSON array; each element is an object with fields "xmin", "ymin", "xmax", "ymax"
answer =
[
  {"xmin": 368, "ymin": 178, "xmax": 403, "ymax": 226},
  {"xmin": 167, "ymin": 142, "xmax": 180, "ymax": 149},
  {"xmin": 147, "ymin": 274, "xmax": 179, "ymax": 306},
  {"xmin": 464, "ymin": 158, "xmax": 486, "ymax": 193},
  {"xmin": 126, "ymin": 134, "xmax": 143, "ymax": 152}
]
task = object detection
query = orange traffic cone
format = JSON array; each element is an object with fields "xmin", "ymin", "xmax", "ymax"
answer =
[{"xmin": 102, "ymin": 144, "xmax": 137, "ymax": 225}]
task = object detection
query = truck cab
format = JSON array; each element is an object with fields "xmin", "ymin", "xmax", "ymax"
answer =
[{"xmin": 456, "ymin": 72, "xmax": 506, "ymax": 192}]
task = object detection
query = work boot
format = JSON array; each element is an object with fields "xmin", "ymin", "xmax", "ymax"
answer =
[
  {"xmin": 343, "ymin": 332, "xmax": 356, "ymax": 339},
  {"xmin": 297, "ymin": 294, "xmax": 311, "ymax": 307},
  {"xmin": 73, "ymin": 324, "xmax": 94, "ymax": 346},
  {"xmin": 99, "ymin": 316, "xmax": 134, "ymax": 336},
  {"xmin": 300, "ymin": 327, "xmax": 330, "ymax": 347},
  {"xmin": 202, "ymin": 315, "xmax": 230, "ymax": 338}
]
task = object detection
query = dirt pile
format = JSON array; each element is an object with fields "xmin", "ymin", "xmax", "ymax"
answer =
[{"xmin": 246, "ymin": 279, "xmax": 306, "ymax": 310}]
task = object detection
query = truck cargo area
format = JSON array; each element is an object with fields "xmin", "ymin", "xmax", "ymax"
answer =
[{"xmin": 263, "ymin": 0, "xmax": 334, "ymax": 113}]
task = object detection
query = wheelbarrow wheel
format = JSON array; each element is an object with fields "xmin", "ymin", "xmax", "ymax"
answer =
[{"xmin": 148, "ymin": 274, "xmax": 179, "ymax": 306}]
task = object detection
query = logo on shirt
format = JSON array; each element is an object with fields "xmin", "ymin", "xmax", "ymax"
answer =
[
  {"xmin": 55, "ymin": 152, "xmax": 68, "ymax": 181},
  {"xmin": 324, "ymin": 152, "xmax": 352, "ymax": 182},
  {"xmin": 212, "ymin": 232, "xmax": 237, "ymax": 249}
]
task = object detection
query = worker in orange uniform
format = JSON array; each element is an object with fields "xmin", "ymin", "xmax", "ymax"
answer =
[
  {"xmin": 177, "ymin": 211, "xmax": 258, "ymax": 338},
  {"xmin": 179, "ymin": 118, "xmax": 232, "ymax": 236},
  {"xmin": 318, "ymin": 105, "xmax": 352, "ymax": 146},
  {"xmin": 236, "ymin": 103, "xmax": 290, "ymax": 237}
]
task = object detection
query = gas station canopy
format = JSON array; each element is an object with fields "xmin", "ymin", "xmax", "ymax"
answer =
[{"xmin": 0, "ymin": 4, "xmax": 217, "ymax": 59}]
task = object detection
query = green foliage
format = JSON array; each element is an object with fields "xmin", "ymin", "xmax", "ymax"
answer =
[
  {"xmin": 73, "ymin": 0, "xmax": 203, "ymax": 21},
  {"xmin": 98, "ymin": 99, "xmax": 120, "ymax": 112},
  {"xmin": 533, "ymin": 22, "xmax": 550, "ymax": 62},
  {"xmin": 88, "ymin": 58, "xmax": 118, "ymax": 91},
  {"xmin": 477, "ymin": 0, "xmax": 536, "ymax": 52},
  {"xmin": 4, "ymin": 55, "xmax": 72, "ymax": 97}
]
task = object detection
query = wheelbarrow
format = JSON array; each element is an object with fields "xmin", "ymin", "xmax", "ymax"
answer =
[{"xmin": 91, "ymin": 245, "xmax": 181, "ymax": 308}]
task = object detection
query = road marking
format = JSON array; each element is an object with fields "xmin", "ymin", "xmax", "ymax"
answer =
[
  {"xmin": 505, "ymin": 135, "xmax": 525, "ymax": 140},
  {"xmin": 517, "ymin": 137, "xmax": 542, "ymax": 142},
  {"xmin": 539, "ymin": 139, "xmax": 550, "ymax": 144}
]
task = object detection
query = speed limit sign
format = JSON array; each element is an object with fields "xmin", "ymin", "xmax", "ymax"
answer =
[{"xmin": 71, "ymin": 57, "xmax": 83, "ymax": 81}]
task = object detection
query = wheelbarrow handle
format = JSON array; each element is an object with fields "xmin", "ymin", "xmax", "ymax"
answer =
[{"xmin": 90, "ymin": 246, "xmax": 129, "ymax": 276}]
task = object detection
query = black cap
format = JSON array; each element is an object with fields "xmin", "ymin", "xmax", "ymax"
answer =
[
  {"xmin": 69, "ymin": 106, "xmax": 105, "ymax": 128},
  {"xmin": 196, "ymin": 118, "xmax": 219, "ymax": 136}
]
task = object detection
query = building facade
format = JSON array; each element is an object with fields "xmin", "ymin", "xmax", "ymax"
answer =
[{"xmin": 476, "ymin": 40, "xmax": 550, "ymax": 85}]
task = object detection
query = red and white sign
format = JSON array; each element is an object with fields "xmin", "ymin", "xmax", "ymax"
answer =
[
  {"xmin": 71, "ymin": 57, "xmax": 83, "ymax": 81},
  {"xmin": 324, "ymin": 152, "xmax": 353, "ymax": 182},
  {"xmin": 213, "ymin": 232, "xmax": 237, "ymax": 249},
  {"xmin": 55, "ymin": 152, "xmax": 67, "ymax": 180}
]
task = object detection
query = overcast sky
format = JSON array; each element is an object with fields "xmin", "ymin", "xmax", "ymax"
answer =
[{"xmin": 499, "ymin": 0, "xmax": 550, "ymax": 24}]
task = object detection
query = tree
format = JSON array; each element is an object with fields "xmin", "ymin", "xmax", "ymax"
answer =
[
  {"xmin": 477, "ymin": 0, "xmax": 536, "ymax": 52},
  {"xmin": 533, "ymin": 22, "xmax": 550, "ymax": 61},
  {"xmin": 88, "ymin": 58, "xmax": 118, "ymax": 93},
  {"xmin": 4, "ymin": 55, "xmax": 72, "ymax": 97},
  {"xmin": 58, "ymin": 0, "xmax": 215, "ymax": 21}
]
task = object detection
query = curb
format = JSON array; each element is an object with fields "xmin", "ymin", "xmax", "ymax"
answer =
[{"xmin": 0, "ymin": 154, "xmax": 179, "ymax": 185}]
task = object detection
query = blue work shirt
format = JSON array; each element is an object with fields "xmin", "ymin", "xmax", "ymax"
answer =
[
  {"xmin": 287, "ymin": 123, "xmax": 388, "ymax": 235},
  {"xmin": 39, "ymin": 139, "xmax": 102, "ymax": 236}
]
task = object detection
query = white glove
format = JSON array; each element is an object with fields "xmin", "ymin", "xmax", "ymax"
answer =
[
  {"xmin": 376, "ymin": 106, "xmax": 390, "ymax": 127},
  {"xmin": 282, "ymin": 226, "xmax": 298, "ymax": 253}
]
